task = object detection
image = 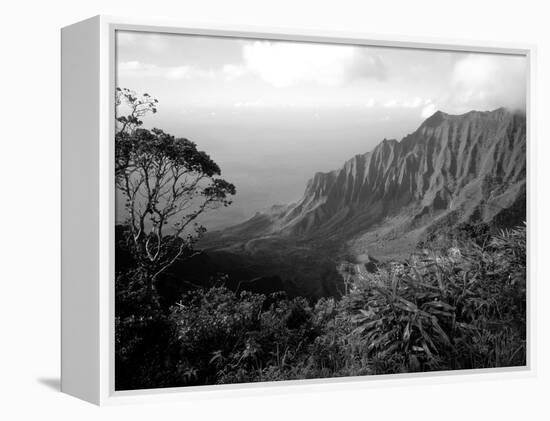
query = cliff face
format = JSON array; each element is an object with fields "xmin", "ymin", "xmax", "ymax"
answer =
[{"xmin": 212, "ymin": 108, "xmax": 526, "ymax": 254}]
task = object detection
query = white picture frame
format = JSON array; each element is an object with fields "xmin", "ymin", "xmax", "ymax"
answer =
[{"xmin": 61, "ymin": 15, "xmax": 535, "ymax": 405}]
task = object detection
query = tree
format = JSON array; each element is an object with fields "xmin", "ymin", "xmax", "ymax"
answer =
[
  {"xmin": 115, "ymin": 88, "xmax": 158, "ymax": 178},
  {"xmin": 115, "ymin": 88, "xmax": 236, "ymax": 297}
]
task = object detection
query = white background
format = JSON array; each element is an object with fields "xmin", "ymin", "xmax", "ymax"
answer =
[{"xmin": 1, "ymin": 0, "xmax": 548, "ymax": 419}]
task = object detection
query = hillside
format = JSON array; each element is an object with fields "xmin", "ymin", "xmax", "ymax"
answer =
[{"xmin": 205, "ymin": 108, "xmax": 526, "ymax": 260}]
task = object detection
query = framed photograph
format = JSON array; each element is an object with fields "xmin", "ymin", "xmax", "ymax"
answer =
[{"xmin": 61, "ymin": 16, "xmax": 533, "ymax": 405}]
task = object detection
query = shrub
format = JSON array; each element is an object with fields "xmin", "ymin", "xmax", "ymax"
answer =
[
  {"xmin": 115, "ymin": 224, "xmax": 526, "ymax": 389},
  {"xmin": 168, "ymin": 288, "xmax": 319, "ymax": 385},
  {"xmin": 346, "ymin": 223, "xmax": 526, "ymax": 372}
]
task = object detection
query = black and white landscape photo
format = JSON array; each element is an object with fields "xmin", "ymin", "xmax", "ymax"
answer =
[{"xmin": 114, "ymin": 31, "xmax": 527, "ymax": 391}]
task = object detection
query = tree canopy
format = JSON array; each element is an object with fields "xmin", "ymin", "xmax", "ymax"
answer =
[{"xmin": 115, "ymin": 88, "xmax": 235, "ymax": 294}]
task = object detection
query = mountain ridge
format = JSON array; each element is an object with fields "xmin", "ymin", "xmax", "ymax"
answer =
[{"xmin": 205, "ymin": 108, "xmax": 526, "ymax": 260}]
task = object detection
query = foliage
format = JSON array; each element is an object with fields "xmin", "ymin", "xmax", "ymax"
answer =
[
  {"xmin": 116, "ymin": 224, "xmax": 526, "ymax": 389},
  {"xmin": 115, "ymin": 88, "xmax": 235, "ymax": 298},
  {"xmin": 346, "ymin": 224, "xmax": 526, "ymax": 373},
  {"xmin": 419, "ymin": 221, "xmax": 493, "ymax": 250}
]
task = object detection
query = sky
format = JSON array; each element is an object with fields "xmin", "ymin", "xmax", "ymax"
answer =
[{"xmin": 115, "ymin": 30, "xmax": 527, "ymax": 230}]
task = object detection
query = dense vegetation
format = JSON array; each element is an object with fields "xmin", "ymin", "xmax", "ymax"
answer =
[
  {"xmin": 115, "ymin": 223, "xmax": 526, "ymax": 390},
  {"xmin": 114, "ymin": 88, "xmax": 526, "ymax": 390}
]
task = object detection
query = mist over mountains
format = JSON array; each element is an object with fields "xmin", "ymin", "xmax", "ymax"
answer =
[{"xmin": 204, "ymin": 108, "xmax": 526, "ymax": 262}]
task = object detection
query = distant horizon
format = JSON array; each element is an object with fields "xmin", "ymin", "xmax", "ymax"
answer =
[
  {"xmin": 241, "ymin": 106, "xmax": 524, "ymax": 212},
  {"xmin": 116, "ymin": 31, "xmax": 527, "ymax": 231}
]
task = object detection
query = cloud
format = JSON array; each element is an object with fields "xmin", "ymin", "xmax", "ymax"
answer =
[
  {"xmin": 118, "ymin": 61, "xmax": 244, "ymax": 81},
  {"xmin": 116, "ymin": 31, "xmax": 171, "ymax": 53},
  {"xmin": 221, "ymin": 64, "xmax": 248, "ymax": 80},
  {"xmin": 421, "ymin": 102, "xmax": 437, "ymax": 119},
  {"xmin": 241, "ymin": 41, "xmax": 386, "ymax": 87},
  {"xmin": 364, "ymin": 98, "xmax": 376, "ymax": 108},
  {"xmin": 405, "ymin": 97, "xmax": 424, "ymax": 108},
  {"xmin": 233, "ymin": 100, "xmax": 266, "ymax": 108},
  {"xmin": 383, "ymin": 97, "xmax": 430, "ymax": 109},
  {"xmin": 117, "ymin": 32, "xmax": 136, "ymax": 46},
  {"xmin": 448, "ymin": 54, "xmax": 526, "ymax": 112},
  {"xmin": 117, "ymin": 39, "xmax": 387, "ymax": 92}
]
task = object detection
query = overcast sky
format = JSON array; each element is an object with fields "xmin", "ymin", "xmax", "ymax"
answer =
[{"xmin": 116, "ymin": 30, "xmax": 527, "ymax": 230}]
